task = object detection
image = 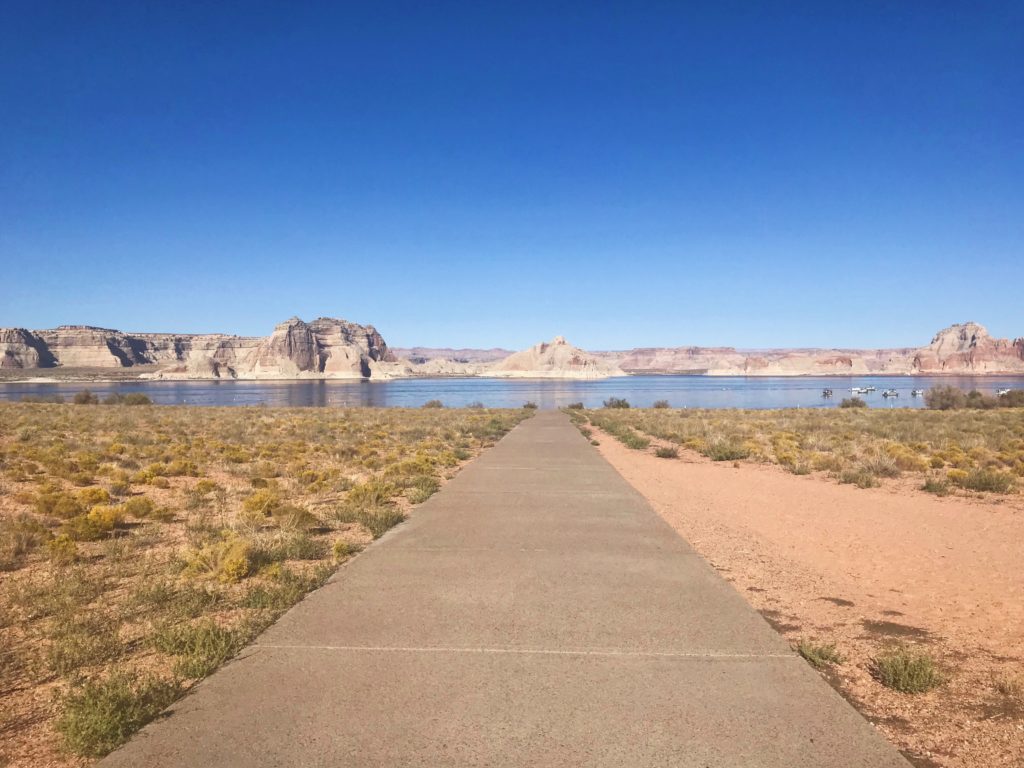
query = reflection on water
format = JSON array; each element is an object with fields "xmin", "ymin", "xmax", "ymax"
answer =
[{"xmin": 2, "ymin": 375, "xmax": 1023, "ymax": 409}]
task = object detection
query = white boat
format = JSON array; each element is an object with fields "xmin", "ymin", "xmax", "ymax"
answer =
[
  {"xmin": 864, "ymin": 386, "xmax": 877, "ymax": 392},
  {"xmin": 911, "ymin": 389, "xmax": 924, "ymax": 397},
  {"xmin": 882, "ymin": 389, "xmax": 899, "ymax": 398}
]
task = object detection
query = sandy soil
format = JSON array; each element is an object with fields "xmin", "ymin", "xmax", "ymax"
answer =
[{"xmin": 592, "ymin": 427, "xmax": 1024, "ymax": 767}]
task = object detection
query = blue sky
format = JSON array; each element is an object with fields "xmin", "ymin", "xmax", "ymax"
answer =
[{"xmin": 1, "ymin": 2, "xmax": 1021, "ymax": 349}]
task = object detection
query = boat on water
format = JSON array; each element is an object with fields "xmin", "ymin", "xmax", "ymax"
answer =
[
  {"xmin": 911, "ymin": 389, "xmax": 925, "ymax": 397},
  {"xmin": 822, "ymin": 388, "xmax": 833, "ymax": 398},
  {"xmin": 882, "ymin": 389, "xmax": 899, "ymax": 398},
  {"xmin": 864, "ymin": 386, "xmax": 877, "ymax": 392}
]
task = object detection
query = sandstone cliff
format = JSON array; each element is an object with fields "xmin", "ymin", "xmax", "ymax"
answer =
[
  {"xmin": 0, "ymin": 318, "xmax": 392, "ymax": 380},
  {"xmin": 910, "ymin": 322, "xmax": 1024, "ymax": 373},
  {"xmin": 3, "ymin": 320, "xmax": 1021, "ymax": 380},
  {"xmin": 596, "ymin": 322, "xmax": 1024, "ymax": 376},
  {"xmin": 488, "ymin": 337, "xmax": 625, "ymax": 379}
]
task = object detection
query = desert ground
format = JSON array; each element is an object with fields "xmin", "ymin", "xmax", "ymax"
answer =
[
  {"xmin": 3, "ymin": 399, "xmax": 1023, "ymax": 767},
  {"xmin": 0, "ymin": 403, "xmax": 528, "ymax": 767},
  {"xmin": 580, "ymin": 407, "xmax": 1023, "ymax": 767}
]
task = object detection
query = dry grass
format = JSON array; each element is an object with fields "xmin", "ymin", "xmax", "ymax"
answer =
[
  {"xmin": 872, "ymin": 645, "xmax": 944, "ymax": 693},
  {"xmin": 583, "ymin": 407, "xmax": 1024, "ymax": 495},
  {"xmin": 0, "ymin": 403, "xmax": 528, "ymax": 763},
  {"xmin": 795, "ymin": 639, "xmax": 844, "ymax": 669}
]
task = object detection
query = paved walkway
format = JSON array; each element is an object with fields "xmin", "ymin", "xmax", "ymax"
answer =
[{"xmin": 103, "ymin": 411, "xmax": 908, "ymax": 767}]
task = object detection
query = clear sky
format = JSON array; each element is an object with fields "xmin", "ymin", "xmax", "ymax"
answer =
[{"xmin": 1, "ymin": 2, "xmax": 1021, "ymax": 350}]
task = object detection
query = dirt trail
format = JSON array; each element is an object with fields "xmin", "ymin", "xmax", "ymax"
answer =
[{"xmin": 593, "ymin": 429, "xmax": 1024, "ymax": 768}]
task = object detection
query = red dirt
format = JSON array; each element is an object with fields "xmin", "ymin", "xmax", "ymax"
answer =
[{"xmin": 593, "ymin": 428, "xmax": 1024, "ymax": 767}]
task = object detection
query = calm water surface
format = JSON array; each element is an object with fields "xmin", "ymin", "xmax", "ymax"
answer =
[{"xmin": 2, "ymin": 375, "xmax": 1023, "ymax": 409}]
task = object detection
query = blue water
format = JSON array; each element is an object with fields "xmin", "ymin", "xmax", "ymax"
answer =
[{"xmin": 2, "ymin": 375, "xmax": 1022, "ymax": 409}]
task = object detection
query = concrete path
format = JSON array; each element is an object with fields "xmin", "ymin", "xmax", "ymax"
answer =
[{"xmin": 103, "ymin": 411, "xmax": 908, "ymax": 767}]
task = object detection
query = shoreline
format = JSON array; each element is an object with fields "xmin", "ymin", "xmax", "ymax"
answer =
[{"xmin": 3, "ymin": 371, "xmax": 1024, "ymax": 384}]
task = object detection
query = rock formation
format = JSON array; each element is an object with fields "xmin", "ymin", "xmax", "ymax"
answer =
[
  {"xmin": 1, "ymin": 328, "xmax": 55, "ymax": 369},
  {"xmin": 2, "ymin": 320, "xmax": 1021, "ymax": 380},
  {"xmin": 596, "ymin": 322, "xmax": 1024, "ymax": 376},
  {"xmin": 488, "ymin": 337, "xmax": 625, "ymax": 379},
  {"xmin": 910, "ymin": 322, "xmax": 1024, "ymax": 373},
  {"xmin": 0, "ymin": 317, "xmax": 392, "ymax": 380}
]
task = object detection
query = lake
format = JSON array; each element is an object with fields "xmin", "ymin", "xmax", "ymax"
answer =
[{"xmin": 2, "ymin": 375, "xmax": 1022, "ymax": 409}]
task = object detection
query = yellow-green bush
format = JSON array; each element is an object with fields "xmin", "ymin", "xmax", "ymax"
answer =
[
  {"xmin": 47, "ymin": 533, "xmax": 79, "ymax": 564},
  {"xmin": 78, "ymin": 487, "xmax": 112, "ymax": 507},
  {"xmin": 184, "ymin": 534, "xmax": 253, "ymax": 583}
]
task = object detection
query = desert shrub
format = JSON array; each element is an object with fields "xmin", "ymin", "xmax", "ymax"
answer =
[
  {"xmin": 47, "ymin": 613, "xmax": 123, "ymax": 675},
  {"xmin": 652, "ymin": 400, "xmax": 670, "ymax": 409},
  {"xmin": 46, "ymin": 534, "xmax": 79, "ymax": 564},
  {"xmin": 872, "ymin": 646, "xmax": 943, "ymax": 693},
  {"xmin": 241, "ymin": 566, "xmax": 328, "ymax": 612},
  {"xmin": 839, "ymin": 397, "xmax": 867, "ymax": 409},
  {"xmin": 61, "ymin": 514, "xmax": 112, "ymax": 542},
  {"xmin": 151, "ymin": 619, "xmax": 242, "ymax": 679},
  {"xmin": 21, "ymin": 394, "xmax": 65, "ymax": 403},
  {"xmin": 619, "ymin": 431, "xmax": 650, "ymax": 450},
  {"xmin": 185, "ymin": 479, "xmax": 221, "ymax": 510},
  {"xmin": 121, "ymin": 495, "xmax": 157, "ymax": 519},
  {"xmin": 184, "ymin": 535, "xmax": 253, "ymax": 583},
  {"xmin": 252, "ymin": 530, "xmax": 326, "ymax": 564},
  {"xmin": 921, "ymin": 477, "xmax": 950, "ymax": 496},
  {"xmin": 0, "ymin": 512, "xmax": 51, "ymax": 567},
  {"xmin": 965, "ymin": 390, "xmax": 999, "ymax": 409},
  {"xmin": 242, "ymin": 488, "xmax": 283, "ymax": 519},
  {"xmin": 73, "ymin": 390, "xmax": 100, "ymax": 405},
  {"xmin": 77, "ymin": 487, "xmax": 111, "ymax": 507},
  {"xmin": 956, "ymin": 468, "xmax": 1015, "ymax": 493},
  {"xmin": 464, "ymin": 401, "xmax": 485, "ymax": 409},
  {"xmin": 406, "ymin": 474, "xmax": 441, "ymax": 504},
  {"xmin": 35, "ymin": 489, "xmax": 86, "ymax": 519},
  {"xmin": 270, "ymin": 503, "xmax": 318, "ymax": 530},
  {"xmin": 860, "ymin": 454, "xmax": 901, "ymax": 479},
  {"xmin": 838, "ymin": 469, "xmax": 878, "ymax": 488},
  {"xmin": 346, "ymin": 480, "xmax": 397, "ymax": 508},
  {"xmin": 57, "ymin": 671, "xmax": 181, "ymax": 757},
  {"xmin": 334, "ymin": 505, "xmax": 405, "ymax": 539},
  {"xmin": 103, "ymin": 393, "xmax": 152, "ymax": 406},
  {"xmin": 70, "ymin": 471, "xmax": 96, "ymax": 487},
  {"xmin": 995, "ymin": 674, "xmax": 1023, "ymax": 700},
  {"xmin": 703, "ymin": 440, "xmax": 750, "ymax": 462},
  {"xmin": 422, "ymin": 400, "xmax": 444, "ymax": 409},
  {"xmin": 796, "ymin": 640, "xmax": 843, "ymax": 668},
  {"xmin": 566, "ymin": 402, "xmax": 584, "ymax": 410},
  {"xmin": 165, "ymin": 459, "xmax": 199, "ymax": 477},
  {"xmin": 811, "ymin": 453, "xmax": 844, "ymax": 472},
  {"xmin": 925, "ymin": 385, "xmax": 967, "ymax": 410},
  {"xmin": 522, "ymin": 402, "xmax": 538, "ymax": 410},
  {"xmin": 654, "ymin": 446, "xmax": 678, "ymax": 459},
  {"xmin": 88, "ymin": 504, "xmax": 125, "ymax": 529},
  {"xmin": 332, "ymin": 539, "xmax": 362, "ymax": 560},
  {"xmin": 603, "ymin": 397, "xmax": 630, "ymax": 409},
  {"xmin": 999, "ymin": 390, "xmax": 1024, "ymax": 407}
]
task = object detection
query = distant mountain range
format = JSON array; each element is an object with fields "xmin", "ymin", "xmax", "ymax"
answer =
[{"xmin": 1, "ymin": 319, "xmax": 1022, "ymax": 380}]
